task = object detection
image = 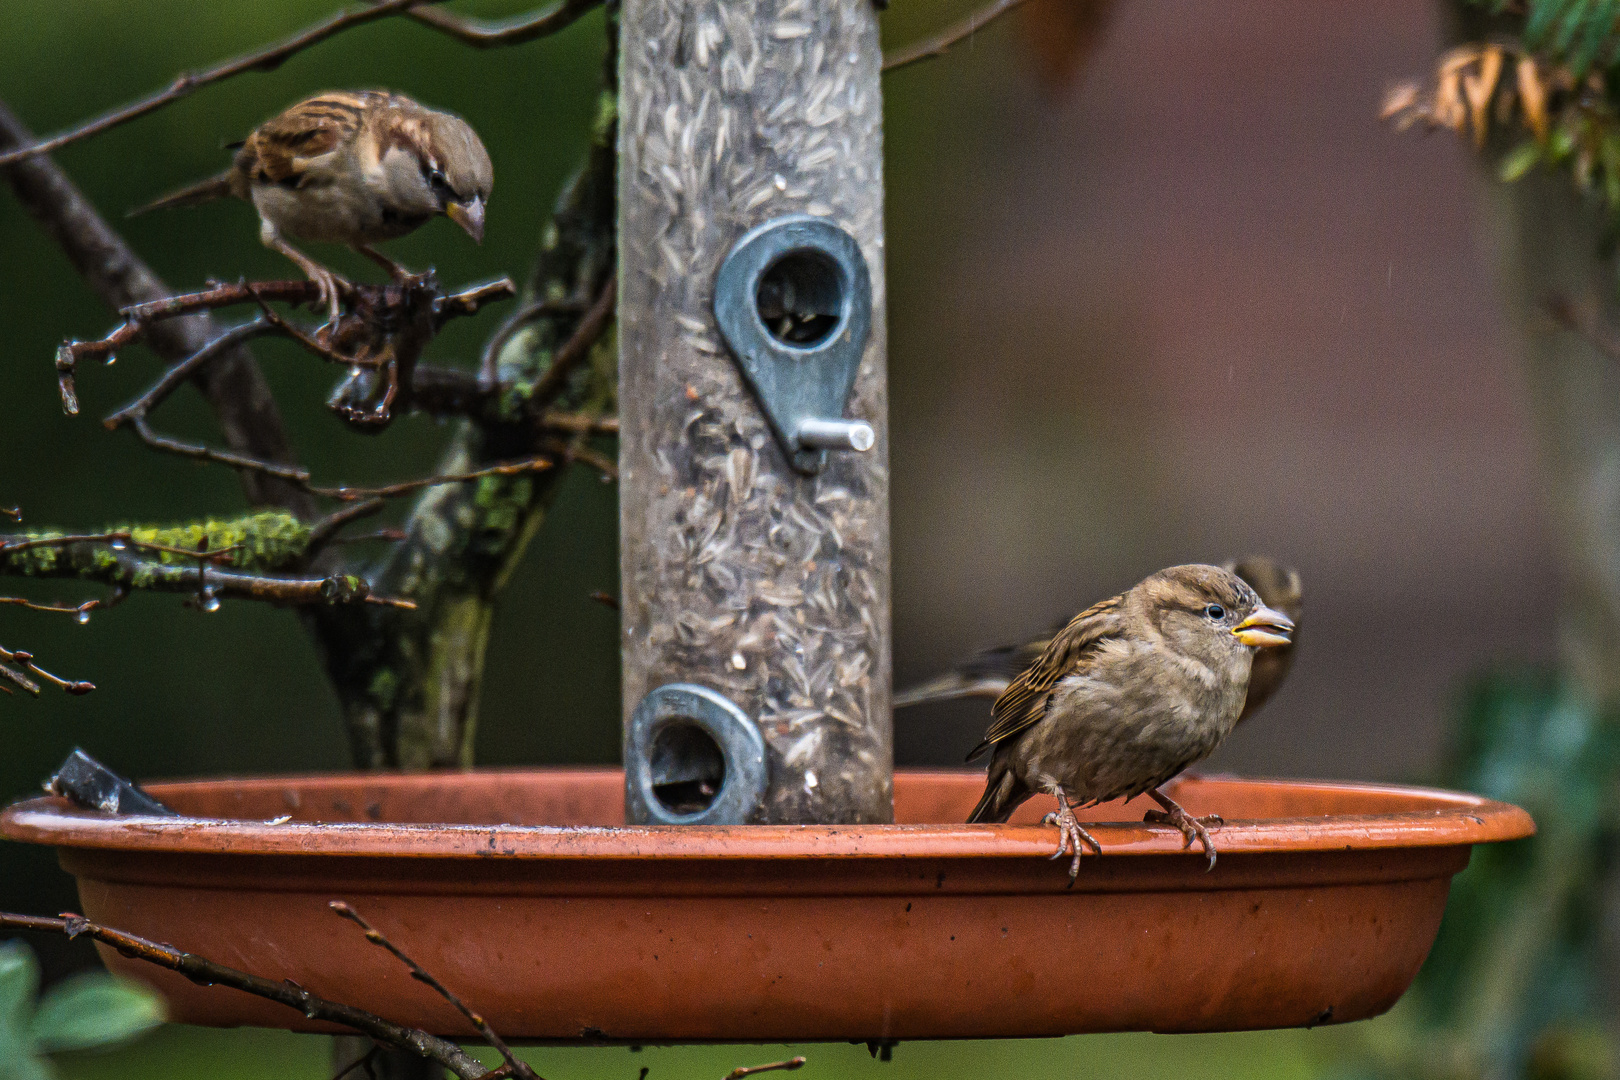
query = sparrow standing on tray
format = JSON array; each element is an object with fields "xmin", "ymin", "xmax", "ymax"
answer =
[
  {"xmin": 896, "ymin": 556, "xmax": 1302, "ymax": 726},
  {"xmin": 965, "ymin": 564, "xmax": 1295, "ymax": 880},
  {"xmin": 132, "ymin": 90, "xmax": 493, "ymax": 323}
]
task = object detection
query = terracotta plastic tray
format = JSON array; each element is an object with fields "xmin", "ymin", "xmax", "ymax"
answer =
[{"xmin": 0, "ymin": 768, "xmax": 1533, "ymax": 1041}]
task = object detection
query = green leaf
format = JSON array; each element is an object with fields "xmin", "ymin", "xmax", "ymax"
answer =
[
  {"xmin": 29, "ymin": 972, "xmax": 163, "ymax": 1054},
  {"xmin": 1572, "ymin": 0, "xmax": 1620, "ymax": 73},
  {"xmin": 1501, "ymin": 140, "xmax": 1546, "ymax": 181},
  {"xmin": 1527, "ymin": 0, "xmax": 1576, "ymax": 47},
  {"xmin": 0, "ymin": 1053, "xmax": 55, "ymax": 1080},
  {"xmin": 1554, "ymin": 0, "xmax": 1596, "ymax": 55},
  {"xmin": 0, "ymin": 943, "xmax": 50, "ymax": 1080},
  {"xmin": 0, "ymin": 942, "xmax": 39, "ymax": 1045}
]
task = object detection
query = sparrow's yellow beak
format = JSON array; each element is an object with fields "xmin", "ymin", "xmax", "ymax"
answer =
[
  {"xmin": 446, "ymin": 196, "xmax": 485, "ymax": 244},
  {"xmin": 1233, "ymin": 604, "xmax": 1295, "ymax": 648}
]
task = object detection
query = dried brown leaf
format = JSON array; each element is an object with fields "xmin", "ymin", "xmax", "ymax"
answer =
[
  {"xmin": 1464, "ymin": 45, "xmax": 1504, "ymax": 147},
  {"xmin": 1518, "ymin": 55, "xmax": 1549, "ymax": 139}
]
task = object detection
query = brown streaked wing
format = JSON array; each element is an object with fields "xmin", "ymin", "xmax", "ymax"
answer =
[
  {"xmin": 240, "ymin": 93, "xmax": 370, "ymax": 186},
  {"xmin": 971, "ymin": 594, "xmax": 1126, "ymax": 755}
]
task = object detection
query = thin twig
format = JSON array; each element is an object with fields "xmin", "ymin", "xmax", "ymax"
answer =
[
  {"xmin": 724, "ymin": 1058, "xmax": 807, "ymax": 1080},
  {"xmin": 0, "ymin": 100, "xmax": 309, "ymax": 514},
  {"xmin": 536, "ymin": 411, "xmax": 618, "ymax": 435},
  {"xmin": 479, "ymin": 296, "xmax": 587, "ymax": 386},
  {"xmin": 305, "ymin": 499, "xmax": 389, "ymax": 554},
  {"xmin": 131, "ymin": 416, "xmax": 313, "ymax": 484},
  {"xmin": 0, "ymin": 596, "xmax": 100, "ymax": 619},
  {"xmin": 542, "ymin": 439, "xmax": 617, "ymax": 481},
  {"xmin": 332, "ymin": 1045, "xmax": 382, "ymax": 1080},
  {"xmin": 0, "ymin": 662, "xmax": 38, "ymax": 695},
  {"xmin": 249, "ymin": 289, "xmax": 385, "ymax": 369},
  {"xmin": 0, "ymin": 912, "xmax": 487, "ymax": 1078},
  {"xmin": 1, "ymin": 508, "xmax": 20, "ymax": 522},
  {"xmin": 330, "ymin": 903, "xmax": 539, "ymax": 1080},
  {"xmin": 882, "ymin": 0, "xmax": 1035, "ymax": 73},
  {"xmin": 103, "ymin": 318, "xmax": 276, "ymax": 428},
  {"xmin": 0, "ymin": 645, "xmax": 94, "ymax": 695},
  {"xmin": 389, "ymin": 0, "xmax": 602, "ymax": 48},
  {"xmin": 434, "ymin": 277, "xmax": 519, "ymax": 325},
  {"xmin": 310, "ymin": 458, "xmax": 554, "ymax": 502},
  {"xmin": 328, "ymin": 529, "xmax": 407, "ymax": 544},
  {"xmin": 0, "ymin": 0, "xmax": 448, "ymax": 168},
  {"xmin": 120, "ymin": 280, "xmax": 318, "ymax": 323},
  {"xmin": 524, "ymin": 272, "xmax": 617, "ymax": 413}
]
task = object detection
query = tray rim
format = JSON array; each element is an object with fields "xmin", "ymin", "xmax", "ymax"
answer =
[{"xmin": 0, "ymin": 768, "xmax": 1536, "ymax": 861}]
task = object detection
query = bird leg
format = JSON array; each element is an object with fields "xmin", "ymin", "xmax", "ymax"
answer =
[
  {"xmin": 1144, "ymin": 787, "xmax": 1221, "ymax": 871},
  {"xmin": 1041, "ymin": 790, "xmax": 1103, "ymax": 884},
  {"xmin": 354, "ymin": 244, "xmax": 430, "ymax": 288},
  {"xmin": 261, "ymin": 225, "xmax": 349, "ymax": 326}
]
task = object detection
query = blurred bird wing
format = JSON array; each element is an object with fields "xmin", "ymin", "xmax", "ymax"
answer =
[
  {"xmin": 969, "ymin": 595, "xmax": 1126, "ymax": 759},
  {"xmin": 894, "ymin": 634, "xmax": 1054, "ymax": 708}
]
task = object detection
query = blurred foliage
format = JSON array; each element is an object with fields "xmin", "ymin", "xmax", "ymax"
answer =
[
  {"xmin": 0, "ymin": 941, "xmax": 164, "ymax": 1080},
  {"xmin": 1383, "ymin": 2, "xmax": 1620, "ymax": 235},
  {"xmin": 1332, "ymin": 671, "xmax": 1620, "ymax": 1080}
]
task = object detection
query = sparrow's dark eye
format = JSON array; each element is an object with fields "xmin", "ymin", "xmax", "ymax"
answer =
[
  {"xmin": 1204, "ymin": 604, "xmax": 1226, "ymax": 620},
  {"xmin": 427, "ymin": 168, "xmax": 454, "ymax": 199}
]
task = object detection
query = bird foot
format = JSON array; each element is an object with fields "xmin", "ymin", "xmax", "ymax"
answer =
[
  {"xmin": 305, "ymin": 266, "xmax": 353, "ymax": 332},
  {"xmin": 1042, "ymin": 800, "xmax": 1103, "ymax": 885},
  {"xmin": 1142, "ymin": 807, "xmax": 1220, "ymax": 871}
]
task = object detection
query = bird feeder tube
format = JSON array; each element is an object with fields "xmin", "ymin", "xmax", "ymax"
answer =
[
  {"xmin": 617, "ymin": 0, "xmax": 892, "ymax": 825},
  {"xmin": 0, "ymin": 768, "xmax": 1534, "ymax": 1041}
]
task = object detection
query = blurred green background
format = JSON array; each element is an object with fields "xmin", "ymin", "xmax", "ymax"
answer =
[{"xmin": 2, "ymin": 0, "xmax": 1610, "ymax": 1076}]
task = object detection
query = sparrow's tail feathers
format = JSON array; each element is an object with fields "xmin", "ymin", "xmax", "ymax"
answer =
[
  {"xmin": 127, "ymin": 172, "xmax": 236, "ymax": 217},
  {"xmin": 894, "ymin": 671, "xmax": 1012, "ymax": 709},
  {"xmin": 967, "ymin": 760, "xmax": 1029, "ymax": 824}
]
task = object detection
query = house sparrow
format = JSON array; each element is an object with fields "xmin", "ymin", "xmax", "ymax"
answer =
[
  {"xmin": 897, "ymin": 555, "xmax": 1302, "ymax": 725},
  {"xmin": 965, "ymin": 564, "xmax": 1295, "ymax": 879},
  {"xmin": 132, "ymin": 90, "xmax": 492, "ymax": 323}
]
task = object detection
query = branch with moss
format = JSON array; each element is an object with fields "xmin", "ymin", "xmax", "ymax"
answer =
[{"xmin": 302, "ymin": 14, "xmax": 620, "ymax": 770}]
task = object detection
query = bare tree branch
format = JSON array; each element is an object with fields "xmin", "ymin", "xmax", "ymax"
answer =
[
  {"xmin": 523, "ymin": 272, "xmax": 616, "ymax": 414},
  {"xmin": 536, "ymin": 411, "xmax": 617, "ymax": 435},
  {"xmin": 540, "ymin": 439, "xmax": 616, "ymax": 481},
  {"xmin": 129, "ymin": 415, "xmax": 314, "ymax": 484},
  {"xmin": 479, "ymin": 297, "xmax": 587, "ymax": 386},
  {"xmin": 102, "ymin": 319, "xmax": 276, "ymax": 429},
  {"xmin": 0, "ymin": 0, "xmax": 447, "ymax": 168},
  {"xmin": 330, "ymin": 903, "xmax": 539, "ymax": 1080},
  {"xmin": 0, "ymin": 99, "xmax": 311, "ymax": 515},
  {"xmin": 311, "ymin": 458, "xmax": 554, "ymax": 502},
  {"xmin": 882, "ymin": 0, "xmax": 1035, "ymax": 73},
  {"xmin": 0, "ymin": 645, "xmax": 94, "ymax": 695},
  {"xmin": 0, "ymin": 542, "xmax": 414, "ymax": 609},
  {"xmin": 391, "ymin": 0, "xmax": 602, "ymax": 48},
  {"xmin": 724, "ymin": 1059, "xmax": 806, "ymax": 1080},
  {"xmin": 0, "ymin": 911, "xmax": 488, "ymax": 1078}
]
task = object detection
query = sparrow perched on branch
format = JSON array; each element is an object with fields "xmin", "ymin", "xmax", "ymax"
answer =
[
  {"xmin": 132, "ymin": 90, "xmax": 492, "ymax": 323},
  {"xmin": 897, "ymin": 556, "xmax": 1302, "ymax": 725},
  {"xmin": 964, "ymin": 564, "xmax": 1295, "ymax": 879}
]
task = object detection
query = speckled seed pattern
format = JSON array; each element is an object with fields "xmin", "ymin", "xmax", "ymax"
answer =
[{"xmin": 618, "ymin": 0, "xmax": 892, "ymax": 823}]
